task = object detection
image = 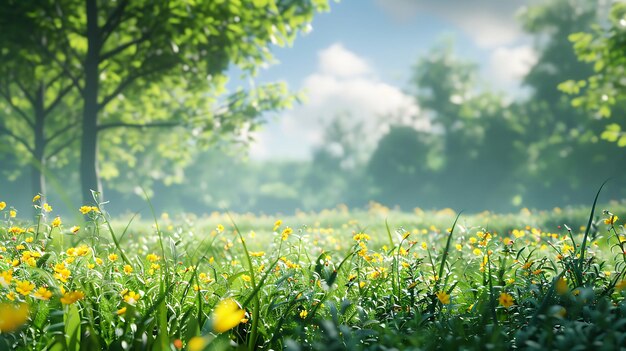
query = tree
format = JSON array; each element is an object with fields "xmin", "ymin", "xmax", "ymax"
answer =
[
  {"xmin": 517, "ymin": 0, "xmax": 626, "ymax": 205},
  {"xmin": 1, "ymin": 0, "xmax": 329, "ymax": 204},
  {"xmin": 0, "ymin": 2, "xmax": 81, "ymax": 201},
  {"xmin": 559, "ymin": 2, "xmax": 626, "ymax": 146}
]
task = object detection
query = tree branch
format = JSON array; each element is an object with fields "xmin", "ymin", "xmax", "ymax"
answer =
[
  {"xmin": 15, "ymin": 78, "xmax": 36, "ymax": 106},
  {"xmin": 45, "ymin": 119, "xmax": 80, "ymax": 144},
  {"xmin": 38, "ymin": 41, "xmax": 84, "ymax": 95},
  {"xmin": 100, "ymin": 33, "xmax": 150, "ymax": 61},
  {"xmin": 97, "ymin": 121, "xmax": 179, "ymax": 132},
  {"xmin": 0, "ymin": 85, "xmax": 35, "ymax": 130},
  {"xmin": 44, "ymin": 83, "xmax": 74, "ymax": 115},
  {"xmin": 0, "ymin": 125, "xmax": 34, "ymax": 155},
  {"xmin": 45, "ymin": 134, "xmax": 77, "ymax": 160},
  {"xmin": 98, "ymin": 63, "xmax": 171, "ymax": 109},
  {"xmin": 101, "ymin": 0, "xmax": 129, "ymax": 44}
]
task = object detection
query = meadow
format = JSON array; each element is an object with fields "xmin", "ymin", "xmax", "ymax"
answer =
[{"xmin": 1, "ymin": 190, "xmax": 626, "ymax": 351}]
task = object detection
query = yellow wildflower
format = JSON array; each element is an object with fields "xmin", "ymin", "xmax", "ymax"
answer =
[
  {"xmin": 281, "ymin": 227, "xmax": 293, "ymax": 241},
  {"xmin": 9, "ymin": 210, "xmax": 16, "ymax": 218},
  {"xmin": 123, "ymin": 265, "xmax": 133, "ymax": 275},
  {"xmin": 0, "ymin": 202, "xmax": 5, "ymax": 211},
  {"xmin": 117, "ymin": 307, "xmax": 127, "ymax": 316},
  {"xmin": 211, "ymin": 298, "xmax": 245, "ymax": 333},
  {"xmin": 51, "ymin": 216, "xmax": 62, "ymax": 228},
  {"xmin": 499, "ymin": 292, "xmax": 514, "ymax": 308},
  {"xmin": 108, "ymin": 253, "xmax": 118, "ymax": 262},
  {"xmin": 556, "ymin": 277, "xmax": 568, "ymax": 295},
  {"xmin": 15, "ymin": 280, "xmax": 35, "ymax": 296},
  {"xmin": 32, "ymin": 195, "xmax": 41, "ymax": 202},
  {"xmin": 299, "ymin": 310, "xmax": 308, "ymax": 319},
  {"xmin": 42, "ymin": 203, "xmax": 52, "ymax": 212},
  {"xmin": 123, "ymin": 291, "xmax": 140, "ymax": 305},
  {"xmin": 33, "ymin": 287, "xmax": 52, "ymax": 301},
  {"xmin": 273, "ymin": 220, "xmax": 282, "ymax": 231},
  {"xmin": 61, "ymin": 290, "xmax": 85, "ymax": 305},
  {"xmin": 0, "ymin": 303, "xmax": 29, "ymax": 332},
  {"xmin": 436, "ymin": 291, "xmax": 450, "ymax": 305},
  {"xmin": 146, "ymin": 253, "xmax": 160, "ymax": 262},
  {"xmin": 605, "ymin": 215, "xmax": 619, "ymax": 225},
  {"xmin": 0, "ymin": 270, "xmax": 13, "ymax": 287},
  {"xmin": 70, "ymin": 226, "xmax": 80, "ymax": 234},
  {"xmin": 188, "ymin": 337, "xmax": 208, "ymax": 351}
]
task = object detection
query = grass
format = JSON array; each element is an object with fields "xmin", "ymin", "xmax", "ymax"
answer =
[{"xmin": 1, "ymin": 194, "xmax": 626, "ymax": 350}]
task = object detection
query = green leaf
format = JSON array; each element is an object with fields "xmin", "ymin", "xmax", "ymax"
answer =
[
  {"xmin": 600, "ymin": 123, "xmax": 621, "ymax": 142},
  {"xmin": 252, "ymin": 0, "xmax": 268, "ymax": 8},
  {"xmin": 65, "ymin": 304, "xmax": 81, "ymax": 351}
]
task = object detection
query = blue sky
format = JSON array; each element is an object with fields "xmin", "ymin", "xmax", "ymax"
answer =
[{"xmin": 235, "ymin": 0, "xmax": 539, "ymax": 160}]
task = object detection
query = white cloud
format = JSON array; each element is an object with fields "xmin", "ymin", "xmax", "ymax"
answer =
[
  {"xmin": 376, "ymin": 0, "xmax": 531, "ymax": 48},
  {"xmin": 318, "ymin": 43, "xmax": 372, "ymax": 78},
  {"xmin": 487, "ymin": 45, "xmax": 538, "ymax": 90},
  {"xmin": 249, "ymin": 44, "xmax": 426, "ymax": 161}
]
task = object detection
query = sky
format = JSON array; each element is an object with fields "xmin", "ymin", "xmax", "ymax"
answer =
[{"xmin": 237, "ymin": 0, "xmax": 541, "ymax": 160}]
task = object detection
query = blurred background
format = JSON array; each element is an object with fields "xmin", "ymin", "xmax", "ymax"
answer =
[{"xmin": 1, "ymin": 0, "xmax": 626, "ymax": 216}]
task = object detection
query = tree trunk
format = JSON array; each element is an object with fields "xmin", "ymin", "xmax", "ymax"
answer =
[
  {"xmin": 33, "ymin": 84, "xmax": 46, "ymax": 203},
  {"xmin": 80, "ymin": 0, "xmax": 102, "ymax": 205}
]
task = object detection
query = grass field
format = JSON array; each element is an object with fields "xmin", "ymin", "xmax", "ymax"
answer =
[{"xmin": 1, "ymin": 193, "xmax": 626, "ymax": 350}]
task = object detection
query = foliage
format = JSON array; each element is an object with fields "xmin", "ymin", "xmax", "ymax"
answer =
[{"xmin": 559, "ymin": 2, "xmax": 626, "ymax": 146}]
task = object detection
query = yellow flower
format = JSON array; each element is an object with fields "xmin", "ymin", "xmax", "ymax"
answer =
[
  {"xmin": 421, "ymin": 242, "xmax": 428, "ymax": 250},
  {"xmin": 32, "ymin": 195, "xmax": 41, "ymax": 202},
  {"xmin": 70, "ymin": 226, "xmax": 80, "ymax": 234},
  {"xmin": 605, "ymin": 215, "xmax": 619, "ymax": 225},
  {"xmin": 116, "ymin": 307, "xmax": 127, "ymax": 316},
  {"xmin": 249, "ymin": 251, "xmax": 265, "ymax": 257},
  {"xmin": 473, "ymin": 248, "xmax": 482, "ymax": 256},
  {"xmin": 241, "ymin": 274, "xmax": 251, "ymax": 282},
  {"xmin": 61, "ymin": 290, "xmax": 85, "ymax": 305},
  {"xmin": 499, "ymin": 292, "xmax": 514, "ymax": 308},
  {"xmin": 95, "ymin": 258, "xmax": 103, "ymax": 265},
  {"xmin": 108, "ymin": 253, "xmax": 118, "ymax": 262},
  {"xmin": 299, "ymin": 309, "xmax": 308, "ymax": 319},
  {"xmin": 8, "ymin": 226, "xmax": 26, "ymax": 235},
  {"xmin": 33, "ymin": 287, "xmax": 52, "ymax": 301},
  {"xmin": 10, "ymin": 210, "xmax": 16, "ymax": 218},
  {"xmin": 273, "ymin": 219, "xmax": 282, "ymax": 231},
  {"xmin": 211, "ymin": 298, "xmax": 245, "ymax": 333},
  {"xmin": 25, "ymin": 237, "xmax": 33, "ymax": 243},
  {"xmin": 0, "ymin": 201, "xmax": 5, "ymax": 211},
  {"xmin": 556, "ymin": 277, "xmax": 568, "ymax": 295},
  {"xmin": 216, "ymin": 224, "xmax": 224, "ymax": 232},
  {"xmin": 0, "ymin": 270, "xmax": 13, "ymax": 287},
  {"xmin": 0, "ymin": 303, "xmax": 29, "ymax": 332},
  {"xmin": 78, "ymin": 206, "xmax": 100, "ymax": 214},
  {"xmin": 42, "ymin": 203, "xmax": 52, "ymax": 212},
  {"xmin": 187, "ymin": 337, "xmax": 208, "ymax": 351},
  {"xmin": 353, "ymin": 233, "xmax": 371, "ymax": 241},
  {"xmin": 616, "ymin": 280, "xmax": 626, "ymax": 291},
  {"xmin": 146, "ymin": 253, "xmax": 160, "ymax": 262},
  {"xmin": 436, "ymin": 291, "xmax": 450, "ymax": 305},
  {"xmin": 51, "ymin": 216, "xmax": 62, "ymax": 228},
  {"xmin": 123, "ymin": 265, "xmax": 133, "ymax": 275},
  {"xmin": 455, "ymin": 244, "xmax": 463, "ymax": 251},
  {"xmin": 281, "ymin": 227, "xmax": 293, "ymax": 241},
  {"xmin": 15, "ymin": 280, "xmax": 35, "ymax": 296},
  {"xmin": 123, "ymin": 291, "xmax": 140, "ymax": 305}
]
